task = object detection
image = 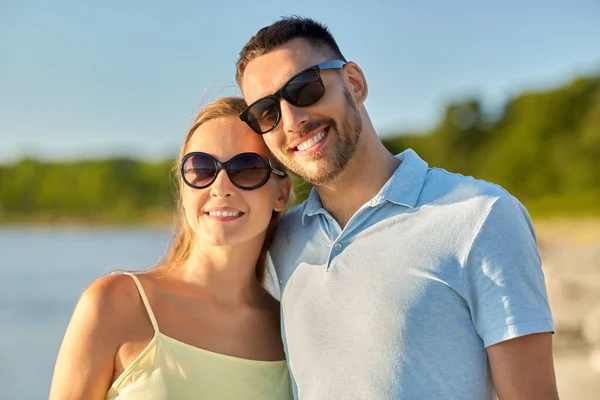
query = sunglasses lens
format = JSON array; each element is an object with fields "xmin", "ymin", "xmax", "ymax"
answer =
[
  {"xmin": 285, "ymin": 70, "xmax": 325, "ymax": 107},
  {"xmin": 246, "ymin": 98, "xmax": 279, "ymax": 134},
  {"xmin": 243, "ymin": 69, "xmax": 327, "ymax": 134},
  {"xmin": 229, "ymin": 154, "xmax": 270, "ymax": 189},
  {"xmin": 182, "ymin": 154, "xmax": 216, "ymax": 188}
]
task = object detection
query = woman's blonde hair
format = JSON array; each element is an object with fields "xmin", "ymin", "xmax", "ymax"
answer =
[{"xmin": 159, "ymin": 97, "xmax": 288, "ymax": 283}]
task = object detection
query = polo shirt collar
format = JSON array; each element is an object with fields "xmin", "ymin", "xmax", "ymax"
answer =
[
  {"xmin": 370, "ymin": 148, "xmax": 429, "ymax": 208},
  {"xmin": 300, "ymin": 148, "xmax": 429, "ymax": 223}
]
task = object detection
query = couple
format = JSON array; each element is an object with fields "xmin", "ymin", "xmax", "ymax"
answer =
[{"xmin": 50, "ymin": 17, "xmax": 559, "ymax": 399}]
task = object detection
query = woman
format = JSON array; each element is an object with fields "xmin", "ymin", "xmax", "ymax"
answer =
[{"xmin": 49, "ymin": 97, "xmax": 293, "ymax": 399}]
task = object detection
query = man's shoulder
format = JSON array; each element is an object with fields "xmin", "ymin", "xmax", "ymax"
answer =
[
  {"xmin": 274, "ymin": 201, "xmax": 307, "ymax": 242},
  {"xmin": 419, "ymin": 165, "xmax": 537, "ymax": 242},
  {"xmin": 279, "ymin": 200, "xmax": 308, "ymax": 226},
  {"xmin": 421, "ymin": 166, "xmax": 513, "ymax": 206},
  {"xmin": 415, "ymin": 165, "xmax": 531, "ymax": 234},
  {"xmin": 272, "ymin": 200, "xmax": 312, "ymax": 248},
  {"xmin": 268, "ymin": 201, "xmax": 315, "ymax": 288}
]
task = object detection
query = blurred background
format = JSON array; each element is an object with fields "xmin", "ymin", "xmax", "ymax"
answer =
[{"xmin": 1, "ymin": 1, "xmax": 599, "ymax": 398}]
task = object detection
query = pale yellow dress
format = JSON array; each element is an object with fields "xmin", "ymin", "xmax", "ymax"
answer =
[{"xmin": 106, "ymin": 273, "xmax": 293, "ymax": 400}]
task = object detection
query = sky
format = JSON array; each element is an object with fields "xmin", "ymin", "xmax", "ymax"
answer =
[{"xmin": 1, "ymin": 0, "xmax": 599, "ymax": 163}]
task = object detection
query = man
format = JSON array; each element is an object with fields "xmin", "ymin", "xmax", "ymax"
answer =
[{"xmin": 236, "ymin": 16, "xmax": 558, "ymax": 399}]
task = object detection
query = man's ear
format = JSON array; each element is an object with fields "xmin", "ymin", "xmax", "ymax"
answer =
[{"xmin": 343, "ymin": 61, "xmax": 368, "ymax": 106}]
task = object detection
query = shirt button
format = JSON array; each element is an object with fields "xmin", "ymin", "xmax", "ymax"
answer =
[{"xmin": 333, "ymin": 243, "xmax": 343, "ymax": 251}]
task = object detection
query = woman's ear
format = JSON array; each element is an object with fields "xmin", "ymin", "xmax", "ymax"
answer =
[
  {"xmin": 343, "ymin": 61, "xmax": 368, "ymax": 106},
  {"xmin": 273, "ymin": 176, "xmax": 292, "ymax": 212}
]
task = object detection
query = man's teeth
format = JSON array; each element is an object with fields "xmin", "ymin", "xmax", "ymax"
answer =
[
  {"xmin": 297, "ymin": 130, "xmax": 326, "ymax": 151},
  {"xmin": 208, "ymin": 211, "xmax": 242, "ymax": 217}
]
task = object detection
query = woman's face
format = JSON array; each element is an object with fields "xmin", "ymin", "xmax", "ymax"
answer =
[{"xmin": 181, "ymin": 116, "xmax": 290, "ymax": 248}]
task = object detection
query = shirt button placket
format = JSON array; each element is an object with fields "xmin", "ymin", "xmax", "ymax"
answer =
[{"xmin": 327, "ymin": 242, "xmax": 344, "ymax": 271}]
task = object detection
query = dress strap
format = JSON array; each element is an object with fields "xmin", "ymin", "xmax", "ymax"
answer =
[{"xmin": 122, "ymin": 272, "xmax": 160, "ymax": 333}]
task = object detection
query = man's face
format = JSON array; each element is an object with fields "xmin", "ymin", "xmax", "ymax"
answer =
[{"xmin": 241, "ymin": 38, "xmax": 363, "ymax": 186}]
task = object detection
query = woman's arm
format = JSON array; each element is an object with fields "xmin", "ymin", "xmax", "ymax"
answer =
[{"xmin": 49, "ymin": 275, "xmax": 127, "ymax": 400}]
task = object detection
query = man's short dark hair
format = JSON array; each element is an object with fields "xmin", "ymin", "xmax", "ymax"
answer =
[{"xmin": 236, "ymin": 16, "xmax": 347, "ymax": 87}]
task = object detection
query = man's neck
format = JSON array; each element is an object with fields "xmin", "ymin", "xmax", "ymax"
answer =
[{"xmin": 316, "ymin": 137, "xmax": 400, "ymax": 229}]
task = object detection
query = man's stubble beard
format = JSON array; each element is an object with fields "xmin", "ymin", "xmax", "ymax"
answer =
[{"xmin": 277, "ymin": 87, "xmax": 363, "ymax": 187}]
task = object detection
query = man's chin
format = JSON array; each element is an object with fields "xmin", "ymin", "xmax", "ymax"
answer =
[{"xmin": 298, "ymin": 167, "xmax": 343, "ymax": 187}]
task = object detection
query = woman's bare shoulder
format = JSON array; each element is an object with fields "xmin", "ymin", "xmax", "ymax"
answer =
[{"xmin": 49, "ymin": 273, "xmax": 148, "ymax": 399}]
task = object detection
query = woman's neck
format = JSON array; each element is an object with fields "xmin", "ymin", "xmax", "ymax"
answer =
[{"xmin": 166, "ymin": 236, "xmax": 266, "ymax": 305}]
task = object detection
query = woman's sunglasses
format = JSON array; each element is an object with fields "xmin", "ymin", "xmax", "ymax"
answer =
[
  {"xmin": 180, "ymin": 152, "xmax": 287, "ymax": 190},
  {"xmin": 239, "ymin": 60, "xmax": 346, "ymax": 135}
]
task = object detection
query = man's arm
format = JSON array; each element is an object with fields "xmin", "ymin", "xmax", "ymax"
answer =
[{"xmin": 487, "ymin": 332, "xmax": 559, "ymax": 400}]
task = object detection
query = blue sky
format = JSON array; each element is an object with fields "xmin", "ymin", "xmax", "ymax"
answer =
[{"xmin": 1, "ymin": 0, "xmax": 599, "ymax": 162}]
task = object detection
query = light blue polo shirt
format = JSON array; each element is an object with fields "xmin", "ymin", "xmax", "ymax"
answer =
[{"xmin": 268, "ymin": 149, "xmax": 554, "ymax": 399}]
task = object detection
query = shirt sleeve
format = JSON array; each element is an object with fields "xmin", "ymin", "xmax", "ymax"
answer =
[{"xmin": 463, "ymin": 194, "xmax": 554, "ymax": 347}]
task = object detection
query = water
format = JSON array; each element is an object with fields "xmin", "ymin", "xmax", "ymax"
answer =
[{"xmin": 0, "ymin": 227, "xmax": 172, "ymax": 400}]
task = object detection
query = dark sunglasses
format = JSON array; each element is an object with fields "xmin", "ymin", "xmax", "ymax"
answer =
[
  {"xmin": 239, "ymin": 59, "xmax": 346, "ymax": 134},
  {"xmin": 180, "ymin": 152, "xmax": 287, "ymax": 190}
]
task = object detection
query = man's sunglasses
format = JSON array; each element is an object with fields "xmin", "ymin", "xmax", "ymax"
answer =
[
  {"xmin": 239, "ymin": 60, "xmax": 346, "ymax": 135},
  {"xmin": 180, "ymin": 152, "xmax": 287, "ymax": 190}
]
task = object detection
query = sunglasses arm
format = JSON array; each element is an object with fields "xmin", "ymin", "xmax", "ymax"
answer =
[{"xmin": 271, "ymin": 167, "xmax": 287, "ymax": 177}]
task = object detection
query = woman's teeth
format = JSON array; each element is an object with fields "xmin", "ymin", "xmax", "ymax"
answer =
[{"xmin": 208, "ymin": 211, "xmax": 242, "ymax": 217}]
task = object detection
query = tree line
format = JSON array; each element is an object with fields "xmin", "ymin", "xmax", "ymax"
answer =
[{"xmin": 1, "ymin": 73, "xmax": 598, "ymax": 224}]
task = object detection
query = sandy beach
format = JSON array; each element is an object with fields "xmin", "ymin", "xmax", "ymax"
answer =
[{"xmin": 536, "ymin": 219, "xmax": 600, "ymax": 399}]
